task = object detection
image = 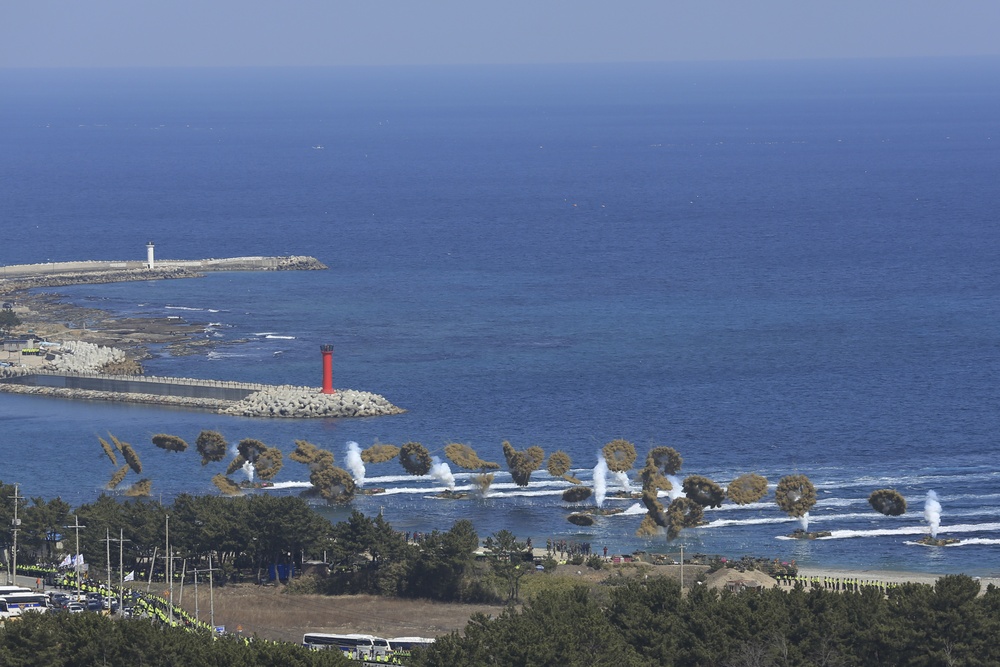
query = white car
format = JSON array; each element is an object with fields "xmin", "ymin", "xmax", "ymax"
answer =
[{"xmin": 66, "ymin": 602, "xmax": 85, "ymax": 614}]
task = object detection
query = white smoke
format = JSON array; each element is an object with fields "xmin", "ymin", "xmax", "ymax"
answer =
[
  {"xmin": 345, "ymin": 441, "xmax": 366, "ymax": 488},
  {"xmin": 614, "ymin": 471, "xmax": 632, "ymax": 493},
  {"xmin": 241, "ymin": 459, "xmax": 254, "ymax": 483},
  {"xmin": 798, "ymin": 512, "xmax": 810, "ymax": 532},
  {"xmin": 430, "ymin": 456, "xmax": 456, "ymax": 490},
  {"xmin": 666, "ymin": 475, "xmax": 683, "ymax": 501},
  {"xmin": 924, "ymin": 490, "xmax": 942, "ymax": 538},
  {"xmin": 593, "ymin": 452, "xmax": 608, "ymax": 507}
]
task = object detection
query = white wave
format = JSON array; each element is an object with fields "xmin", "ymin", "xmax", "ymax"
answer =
[
  {"xmin": 363, "ymin": 474, "xmax": 571, "ymax": 490},
  {"xmin": 813, "ymin": 521, "xmax": 1000, "ymax": 540},
  {"xmin": 268, "ymin": 481, "xmax": 313, "ymax": 489},
  {"xmin": 812, "ymin": 470, "xmax": 1000, "ymax": 491},
  {"xmin": 705, "ymin": 501, "xmax": 774, "ymax": 512},
  {"xmin": 165, "ymin": 306, "xmax": 204, "ymax": 311},
  {"xmin": 206, "ymin": 351, "xmax": 249, "ymax": 359},
  {"xmin": 487, "ymin": 489, "xmax": 567, "ymax": 499},
  {"xmin": 265, "ymin": 335, "xmax": 296, "ymax": 340},
  {"xmin": 378, "ymin": 486, "xmax": 457, "ymax": 496},
  {"xmin": 365, "ymin": 474, "xmax": 428, "ymax": 484},
  {"xmin": 370, "ymin": 485, "xmax": 564, "ymax": 499},
  {"xmin": 941, "ymin": 538, "xmax": 1000, "ymax": 547},
  {"xmin": 620, "ymin": 502, "xmax": 646, "ymax": 516},
  {"xmin": 253, "ymin": 332, "xmax": 277, "ymax": 336},
  {"xmin": 708, "ymin": 516, "xmax": 797, "ymax": 528},
  {"xmin": 814, "ymin": 497, "xmax": 861, "ymax": 508}
]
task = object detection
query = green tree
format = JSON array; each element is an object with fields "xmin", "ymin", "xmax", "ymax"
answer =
[
  {"xmin": 0, "ymin": 310, "xmax": 21, "ymax": 334},
  {"xmin": 482, "ymin": 529, "xmax": 530, "ymax": 602},
  {"xmin": 405, "ymin": 519, "xmax": 479, "ymax": 601},
  {"xmin": 20, "ymin": 496, "xmax": 72, "ymax": 562},
  {"xmin": 329, "ymin": 510, "xmax": 412, "ymax": 595}
]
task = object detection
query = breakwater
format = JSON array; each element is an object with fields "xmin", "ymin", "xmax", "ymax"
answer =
[
  {"xmin": 0, "ymin": 255, "xmax": 326, "ymax": 294},
  {"xmin": 0, "ymin": 368, "xmax": 404, "ymax": 419}
]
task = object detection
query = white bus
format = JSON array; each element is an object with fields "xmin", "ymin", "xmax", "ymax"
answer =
[
  {"xmin": 0, "ymin": 592, "xmax": 50, "ymax": 616},
  {"xmin": 302, "ymin": 633, "xmax": 391, "ymax": 659},
  {"xmin": 387, "ymin": 636, "xmax": 436, "ymax": 653}
]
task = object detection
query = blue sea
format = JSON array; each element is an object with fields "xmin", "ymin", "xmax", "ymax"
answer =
[{"xmin": 2, "ymin": 58, "xmax": 999, "ymax": 575}]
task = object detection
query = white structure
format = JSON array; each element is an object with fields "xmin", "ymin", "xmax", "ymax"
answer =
[{"xmin": 146, "ymin": 242, "xmax": 155, "ymax": 269}]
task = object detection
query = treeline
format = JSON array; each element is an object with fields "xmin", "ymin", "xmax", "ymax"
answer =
[
  {"xmin": 413, "ymin": 575, "xmax": 1000, "ymax": 667},
  {"xmin": 0, "ymin": 482, "xmax": 495, "ymax": 602},
  {"xmin": 0, "ymin": 612, "xmax": 348, "ymax": 667}
]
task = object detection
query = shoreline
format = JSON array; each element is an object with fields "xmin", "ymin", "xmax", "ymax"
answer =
[
  {"xmin": 0, "ymin": 254, "xmax": 327, "ymax": 360},
  {"xmin": 0, "ymin": 256, "xmax": 406, "ymax": 418}
]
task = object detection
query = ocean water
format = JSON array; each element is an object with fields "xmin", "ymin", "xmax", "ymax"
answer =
[{"xmin": 2, "ymin": 58, "xmax": 999, "ymax": 574}]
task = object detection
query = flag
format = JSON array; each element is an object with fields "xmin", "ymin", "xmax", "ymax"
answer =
[
  {"xmin": 73, "ymin": 554, "xmax": 85, "ymax": 567},
  {"xmin": 59, "ymin": 554, "xmax": 73, "ymax": 568},
  {"xmin": 124, "ymin": 571, "xmax": 135, "ymax": 582}
]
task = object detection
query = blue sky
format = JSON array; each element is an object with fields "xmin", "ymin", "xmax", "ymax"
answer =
[{"xmin": 3, "ymin": 0, "xmax": 999, "ymax": 68}]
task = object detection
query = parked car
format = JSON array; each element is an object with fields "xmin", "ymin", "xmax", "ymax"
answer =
[
  {"xmin": 67, "ymin": 603, "xmax": 85, "ymax": 614},
  {"xmin": 49, "ymin": 593, "xmax": 71, "ymax": 609}
]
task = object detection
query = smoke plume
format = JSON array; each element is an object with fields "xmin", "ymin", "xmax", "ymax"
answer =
[
  {"xmin": 924, "ymin": 490, "xmax": 942, "ymax": 538},
  {"xmin": 430, "ymin": 456, "xmax": 456, "ymax": 490},
  {"xmin": 614, "ymin": 470, "xmax": 632, "ymax": 493},
  {"xmin": 593, "ymin": 451, "xmax": 608, "ymax": 507},
  {"xmin": 345, "ymin": 441, "xmax": 366, "ymax": 487}
]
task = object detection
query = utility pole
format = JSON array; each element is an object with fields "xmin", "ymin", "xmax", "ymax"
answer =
[
  {"xmin": 193, "ymin": 566, "xmax": 199, "ymax": 623},
  {"xmin": 64, "ymin": 516, "xmax": 86, "ymax": 601},
  {"xmin": 8, "ymin": 484, "xmax": 22, "ymax": 586},
  {"xmin": 105, "ymin": 528, "xmax": 111, "ymax": 603},
  {"xmin": 112, "ymin": 529, "xmax": 130, "ymax": 616},
  {"xmin": 165, "ymin": 515, "xmax": 173, "ymax": 625},
  {"xmin": 209, "ymin": 553, "xmax": 216, "ymax": 629},
  {"xmin": 679, "ymin": 545, "xmax": 684, "ymax": 592}
]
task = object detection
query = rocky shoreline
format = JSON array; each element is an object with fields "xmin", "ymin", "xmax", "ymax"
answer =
[{"xmin": 0, "ymin": 257, "xmax": 405, "ymax": 419}]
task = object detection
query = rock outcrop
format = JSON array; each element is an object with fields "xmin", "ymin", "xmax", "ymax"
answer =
[
  {"xmin": 221, "ymin": 386, "xmax": 405, "ymax": 418},
  {"xmin": 44, "ymin": 340, "xmax": 129, "ymax": 374}
]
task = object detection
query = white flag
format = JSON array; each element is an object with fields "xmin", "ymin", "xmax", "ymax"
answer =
[
  {"xmin": 59, "ymin": 554, "xmax": 73, "ymax": 568},
  {"xmin": 74, "ymin": 554, "xmax": 85, "ymax": 567},
  {"xmin": 124, "ymin": 571, "xmax": 135, "ymax": 582}
]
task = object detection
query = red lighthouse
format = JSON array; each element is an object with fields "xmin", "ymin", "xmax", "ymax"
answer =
[{"xmin": 320, "ymin": 345, "xmax": 335, "ymax": 394}]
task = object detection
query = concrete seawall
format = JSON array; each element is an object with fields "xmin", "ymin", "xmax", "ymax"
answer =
[
  {"xmin": 1, "ymin": 255, "xmax": 325, "ymax": 278},
  {"xmin": 0, "ymin": 368, "xmax": 404, "ymax": 419},
  {"xmin": 0, "ymin": 255, "xmax": 326, "ymax": 294}
]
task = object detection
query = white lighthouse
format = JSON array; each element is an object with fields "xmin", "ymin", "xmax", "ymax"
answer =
[{"xmin": 146, "ymin": 241, "xmax": 155, "ymax": 269}]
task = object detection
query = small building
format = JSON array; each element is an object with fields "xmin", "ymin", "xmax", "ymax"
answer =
[{"xmin": 2, "ymin": 339, "xmax": 31, "ymax": 353}]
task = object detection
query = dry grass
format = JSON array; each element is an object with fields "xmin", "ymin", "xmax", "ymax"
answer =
[
  {"xmin": 172, "ymin": 583, "xmax": 507, "ymax": 643},
  {"xmin": 169, "ymin": 563, "xmax": 708, "ymax": 644}
]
